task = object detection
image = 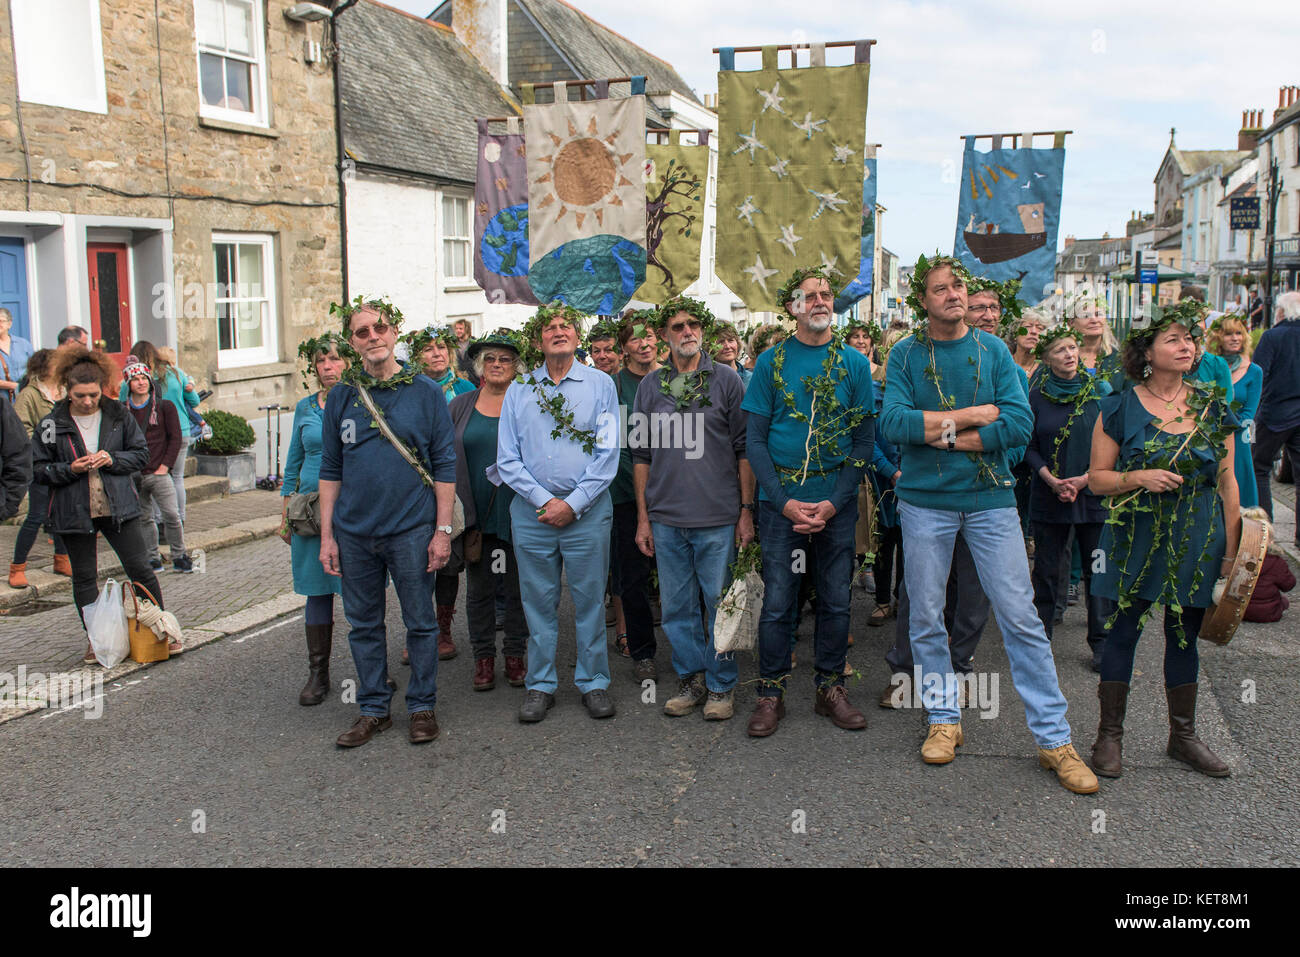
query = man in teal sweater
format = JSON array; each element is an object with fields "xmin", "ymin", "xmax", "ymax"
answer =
[{"xmin": 880, "ymin": 254, "xmax": 1098, "ymax": 794}]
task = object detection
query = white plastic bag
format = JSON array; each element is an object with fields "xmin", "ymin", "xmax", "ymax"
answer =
[
  {"xmin": 84, "ymin": 578, "xmax": 129, "ymax": 668},
  {"xmin": 714, "ymin": 569, "xmax": 763, "ymax": 654}
]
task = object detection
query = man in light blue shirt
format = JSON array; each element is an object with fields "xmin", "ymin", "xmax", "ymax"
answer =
[{"xmin": 496, "ymin": 303, "xmax": 619, "ymax": 722}]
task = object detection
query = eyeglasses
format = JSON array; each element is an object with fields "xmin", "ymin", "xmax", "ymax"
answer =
[
  {"xmin": 482, "ymin": 354, "xmax": 514, "ymax": 365},
  {"xmin": 668, "ymin": 320, "xmax": 703, "ymax": 333},
  {"xmin": 350, "ymin": 321, "xmax": 390, "ymax": 340}
]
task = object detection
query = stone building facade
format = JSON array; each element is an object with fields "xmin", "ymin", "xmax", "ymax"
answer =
[{"xmin": 0, "ymin": 0, "xmax": 340, "ymax": 423}]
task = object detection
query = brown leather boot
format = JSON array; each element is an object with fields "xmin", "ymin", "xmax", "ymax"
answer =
[
  {"xmin": 814, "ymin": 683, "xmax": 867, "ymax": 730},
  {"xmin": 299, "ymin": 624, "xmax": 332, "ymax": 706},
  {"xmin": 1166, "ymin": 683, "xmax": 1230, "ymax": 777},
  {"xmin": 52, "ymin": 554, "xmax": 72, "ymax": 577},
  {"xmin": 8, "ymin": 562, "xmax": 28, "ymax": 588},
  {"xmin": 746, "ymin": 696, "xmax": 785, "ymax": 737},
  {"xmin": 473, "ymin": 656, "xmax": 495, "ymax": 691},
  {"xmin": 504, "ymin": 655, "xmax": 526, "ymax": 687},
  {"xmin": 437, "ymin": 604, "xmax": 457, "ymax": 659},
  {"xmin": 1090, "ymin": 681, "xmax": 1129, "ymax": 778}
]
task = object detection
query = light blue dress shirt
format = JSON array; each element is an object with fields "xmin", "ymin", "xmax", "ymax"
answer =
[{"xmin": 494, "ymin": 358, "xmax": 619, "ymax": 518}]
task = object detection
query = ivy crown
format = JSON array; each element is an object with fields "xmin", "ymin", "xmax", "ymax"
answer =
[
  {"xmin": 297, "ymin": 331, "xmax": 350, "ymax": 364},
  {"xmin": 906, "ymin": 253, "xmax": 973, "ymax": 318},
  {"xmin": 584, "ymin": 318, "xmax": 623, "ymax": 349},
  {"xmin": 400, "ymin": 325, "xmax": 458, "ymax": 357},
  {"xmin": 620, "ymin": 308, "xmax": 659, "ymax": 343},
  {"xmin": 1033, "ymin": 324, "xmax": 1083, "ymax": 360},
  {"xmin": 330, "ymin": 294, "xmax": 404, "ymax": 336},
  {"xmin": 843, "ymin": 317, "xmax": 882, "ymax": 341},
  {"xmin": 653, "ymin": 296, "xmax": 716, "ymax": 331},
  {"xmin": 777, "ymin": 267, "xmax": 842, "ymax": 314},
  {"xmin": 1127, "ymin": 298, "xmax": 1208, "ymax": 346},
  {"xmin": 523, "ymin": 301, "xmax": 588, "ymax": 344}
]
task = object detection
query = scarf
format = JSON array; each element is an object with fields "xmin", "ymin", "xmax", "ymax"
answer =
[
  {"xmin": 1224, "ymin": 353, "xmax": 1243, "ymax": 372},
  {"xmin": 1041, "ymin": 370, "xmax": 1085, "ymax": 404},
  {"xmin": 433, "ymin": 368, "xmax": 459, "ymax": 396},
  {"xmin": 128, "ymin": 386, "xmax": 159, "ymax": 426}
]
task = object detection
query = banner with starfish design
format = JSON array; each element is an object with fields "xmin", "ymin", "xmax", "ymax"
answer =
[
  {"xmin": 474, "ymin": 118, "xmax": 539, "ymax": 306},
  {"xmin": 523, "ymin": 79, "xmax": 648, "ymax": 315},
  {"xmin": 834, "ymin": 146, "xmax": 878, "ymax": 313},
  {"xmin": 715, "ymin": 43, "xmax": 870, "ymax": 311},
  {"xmin": 635, "ymin": 129, "xmax": 709, "ymax": 304},
  {"xmin": 952, "ymin": 132, "xmax": 1067, "ymax": 304}
]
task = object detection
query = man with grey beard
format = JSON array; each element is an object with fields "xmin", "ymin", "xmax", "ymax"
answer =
[
  {"xmin": 741, "ymin": 268, "xmax": 875, "ymax": 737},
  {"xmin": 632, "ymin": 296, "xmax": 754, "ymax": 720}
]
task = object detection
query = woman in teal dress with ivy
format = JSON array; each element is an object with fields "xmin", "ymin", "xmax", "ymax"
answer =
[
  {"xmin": 280, "ymin": 337, "xmax": 346, "ymax": 706},
  {"xmin": 1088, "ymin": 302, "xmax": 1240, "ymax": 781},
  {"xmin": 1207, "ymin": 312, "xmax": 1262, "ymax": 508}
]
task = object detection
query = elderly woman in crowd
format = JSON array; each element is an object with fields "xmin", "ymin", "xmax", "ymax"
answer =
[
  {"xmin": 711, "ymin": 321, "xmax": 752, "ymax": 390},
  {"xmin": 281, "ymin": 336, "xmax": 347, "ymax": 705},
  {"xmin": 448, "ymin": 334, "xmax": 530, "ymax": 692}
]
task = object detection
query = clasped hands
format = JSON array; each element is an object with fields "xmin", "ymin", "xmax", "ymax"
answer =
[{"xmin": 782, "ymin": 499, "xmax": 835, "ymax": 534}]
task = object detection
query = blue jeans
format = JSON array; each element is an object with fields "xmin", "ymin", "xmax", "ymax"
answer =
[
  {"xmin": 336, "ymin": 523, "xmax": 438, "ymax": 716},
  {"xmin": 652, "ymin": 522, "xmax": 737, "ymax": 692},
  {"xmin": 510, "ymin": 492, "xmax": 612, "ymax": 695},
  {"xmin": 756, "ymin": 501, "xmax": 855, "ymax": 695},
  {"xmin": 898, "ymin": 502, "xmax": 1072, "ymax": 749}
]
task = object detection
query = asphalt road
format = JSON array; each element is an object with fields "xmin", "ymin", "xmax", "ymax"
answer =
[{"xmin": 2, "ymin": 575, "xmax": 1296, "ymax": 867}]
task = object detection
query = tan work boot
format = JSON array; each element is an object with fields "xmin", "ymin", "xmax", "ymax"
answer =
[
  {"xmin": 921, "ymin": 723, "xmax": 963, "ymax": 764},
  {"xmin": 1038, "ymin": 743, "xmax": 1101, "ymax": 794},
  {"xmin": 879, "ymin": 673, "xmax": 909, "ymax": 709},
  {"xmin": 663, "ymin": 672, "xmax": 707, "ymax": 716},
  {"xmin": 702, "ymin": 689, "xmax": 734, "ymax": 721}
]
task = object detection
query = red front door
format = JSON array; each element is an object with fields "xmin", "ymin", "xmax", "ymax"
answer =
[{"xmin": 86, "ymin": 243, "xmax": 132, "ymax": 370}]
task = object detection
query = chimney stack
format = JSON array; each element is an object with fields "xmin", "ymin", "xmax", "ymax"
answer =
[
  {"xmin": 1239, "ymin": 107, "xmax": 1264, "ymax": 151},
  {"xmin": 1276, "ymin": 85, "xmax": 1300, "ymax": 121},
  {"xmin": 452, "ymin": 0, "xmax": 508, "ymax": 88},
  {"xmin": 1063, "ymin": 235, "xmax": 1076, "ymax": 248}
]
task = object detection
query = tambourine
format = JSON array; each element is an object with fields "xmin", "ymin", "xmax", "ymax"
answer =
[{"xmin": 1200, "ymin": 515, "xmax": 1271, "ymax": 646}]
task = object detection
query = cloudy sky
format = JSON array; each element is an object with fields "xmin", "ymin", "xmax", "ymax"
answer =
[{"xmin": 382, "ymin": 0, "xmax": 1295, "ymax": 264}]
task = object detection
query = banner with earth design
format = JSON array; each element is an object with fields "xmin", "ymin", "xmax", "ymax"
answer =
[
  {"xmin": 474, "ymin": 118, "xmax": 538, "ymax": 306},
  {"xmin": 523, "ymin": 79, "xmax": 648, "ymax": 314}
]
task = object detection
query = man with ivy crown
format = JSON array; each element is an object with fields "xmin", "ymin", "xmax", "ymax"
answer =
[
  {"xmin": 496, "ymin": 302, "xmax": 620, "ymax": 722},
  {"xmin": 630, "ymin": 296, "xmax": 754, "ymax": 720},
  {"xmin": 880, "ymin": 255, "xmax": 1098, "ymax": 794},
  {"xmin": 741, "ymin": 268, "xmax": 875, "ymax": 737},
  {"xmin": 318, "ymin": 297, "xmax": 458, "ymax": 750}
]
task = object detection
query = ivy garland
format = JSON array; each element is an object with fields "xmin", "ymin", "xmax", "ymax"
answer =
[
  {"xmin": 296, "ymin": 331, "xmax": 351, "ymax": 391},
  {"xmin": 1102, "ymin": 382, "xmax": 1235, "ymax": 646},
  {"xmin": 905, "ymin": 252, "xmax": 972, "ymax": 319},
  {"xmin": 770, "ymin": 338, "xmax": 868, "ymax": 485},
  {"xmin": 657, "ymin": 364, "xmax": 713, "ymax": 412}
]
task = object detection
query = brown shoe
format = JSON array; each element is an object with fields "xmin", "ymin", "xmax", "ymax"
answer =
[
  {"xmin": 437, "ymin": 604, "xmax": 458, "ymax": 660},
  {"xmin": 8, "ymin": 562, "xmax": 28, "ymax": 588},
  {"xmin": 408, "ymin": 710, "xmax": 439, "ymax": 744},
  {"xmin": 921, "ymin": 723, "xmax": 963, "ymax": 764},
  {"xmin": 504, "ymin": 655, "xmax": 526, "ymax": 687},
  {"xmin": 52, "ymin": 554, "xmax": 72, "ymax": 577},
  {"xmin": 746, "ymin": 696, "xmax": 786, "ymax": 737},
  {"xmin": 473, "ymin": 656, "xmax": 496, "ymax": 691},
  {"xmin": 879, "ymin": 673, "xmax": 909, "ymax": 709},
  {"xmin": 336, "ymin": 714, "xmax": 392, "ymax": 748},
  {"xmin": 1038, "ymin": 743, "xmax": 1101, "ymax": 794},
  {"xmin": 815, "ymin": 684, "xmax": 867, "ymax": 730}
]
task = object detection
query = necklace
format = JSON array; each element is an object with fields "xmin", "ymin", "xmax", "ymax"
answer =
[{"xmin": 1143, "ymin": 381, "xmax": 1185, "ymax": 411}]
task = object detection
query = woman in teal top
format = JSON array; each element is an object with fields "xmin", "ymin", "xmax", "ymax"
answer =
[
  {"xmin": 280, "ymin": 339, "xmax": 345, "ymax": 707},
  {"xmin": 1088, "ymin": 305, "xmax": 1240, "ymax": 780},
  {"xmin": 448, "ymin": 335, "xmax": 528, "ymax": 691},
  {"xmin": 1208, "ymin": 313, "xmax": 1262, "ymax": 508},
  {"xmin": 122, "ymin": 340, "xmax": 202, "ymax": 522}
]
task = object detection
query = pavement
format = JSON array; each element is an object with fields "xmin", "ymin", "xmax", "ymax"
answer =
[{"xmin": 0, "ymin": 483, "xmax": 1297, "ymax": 866}]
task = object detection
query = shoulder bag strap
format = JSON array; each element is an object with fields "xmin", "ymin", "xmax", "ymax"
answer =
[{"xmin": 354, "ymin": 384, "xmax": 435, "ymax": 488}]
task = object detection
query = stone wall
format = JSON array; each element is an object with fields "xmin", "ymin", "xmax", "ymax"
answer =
[{"xmin": 0, "ymin": 0, "xmax": 341, "ymax": 422}]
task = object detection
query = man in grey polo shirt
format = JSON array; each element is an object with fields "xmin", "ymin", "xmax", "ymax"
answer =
[{"xmin": 632, "ymin": 296, "xmax": 754, "ymax": 720}]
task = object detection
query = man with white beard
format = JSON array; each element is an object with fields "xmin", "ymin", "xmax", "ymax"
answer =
[{"xmin": 741, "ymin": 268, "xmax": 875, "ymax": 737}]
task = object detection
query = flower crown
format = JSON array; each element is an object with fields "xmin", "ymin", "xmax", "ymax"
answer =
[
  {"xmin": 400, "ymin": 325, "xmax": 458, "ymax": 358},
  {"xmin": 1033, "ymin": 324, "xmax": 1083, "ymax": 359},
  {"xmin": 329, "ymin": 294, "xmax": 404, "ymax": 336},
  {"xmin": 776, "ymin": 266, "xmax": 842, "ymax": 314},
  {"xmin": 653, "ymin": 295, "xmax": 716, "ymax": 330},
  {"xmin": 906, "ymin": 253, "xmax": 973, "ymax": 317}
]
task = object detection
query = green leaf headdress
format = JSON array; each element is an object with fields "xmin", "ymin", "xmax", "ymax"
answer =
[
  {"xmin": 653, "ymin": 295, "xmax": 716, "ymax": 331},
  {"xmin": 843, "ymin": 315, "xmax": 882, "ymax": 342},
  {"xmin": 523, "ymin": 301, "xmax": 588, "ymax": 345},
  {"xmin": 329, "ymin": 294, "xmax": 404, "ymax": 337},
  {"xmin": 296, "ymin": 331, "xmax": 352, "ymax": 389},
  {"xmin": 776, "ymin": 266, "xmax": 842, "ymax": 315},
  {"xmin": 400, "ymin": 324, "xmax": 457, "ymax": 361},
  {"xmin": 906, "ymin": 253, "xmax": 972, "ymax": 318},
  {"xmin": 1033, "ymin": 323, "xmax": 1083, "ymax": 360},
  {"xmin": 1127, "ymin": 298, "xmax": 1208, "ymax": 347},
  {"xmin": 584, "ymin": 318, "xmax": 623, "ymax": 349}
]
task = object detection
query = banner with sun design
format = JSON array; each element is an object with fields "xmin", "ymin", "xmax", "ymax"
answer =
[
  {"xmin": 715, "ymin": 43, "xmax": 871, "ymax": 312},
  {"xmin": 474, "ymin": 118, "xmax": 538, "ymax": 306},
  {"xmin": 523, "ymin": 79, "xmax": 648, "ymax": 315},
  {"xmin": 952, "ymin": 133, "xmax": 1067, "ymax": 304},
  {"xmin": 833, "ymin": 147, "xmax": 878, "ymax": 313},
  {"xmin": 635, "ymin": 129, "xmax": 709, "ymax": 304}
]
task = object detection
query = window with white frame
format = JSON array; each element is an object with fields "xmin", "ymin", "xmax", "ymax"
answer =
[
  {"xmin": 1074, "ymin": 255, "xmax": 1086, "ymax": 270},
  {"xmin": 213, "ymin": 233, "xmax": 277, "ymax": 367},
  {"xmin": 9, "ymin": 0, "xmax": 107, "ymax": 113},
  {"xmin": 195, "ymin": 0, "xmax": 268, "ymax": 126},
  {"xmin": 442, "ymin": 196, "xmax": 471, "ymax": 281}
]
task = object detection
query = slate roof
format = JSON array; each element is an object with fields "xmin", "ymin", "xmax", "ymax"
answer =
[
  {"xmin": 515, "ymin": 0, "xmax": 702, "ymax": 105},
  {"xmin": 1172, "ymin": 149, "xmax": 1250, "ymax": 178},
  {"xmin": 337, "ymin": 1, "xmax": 520, "ymax": 184}
]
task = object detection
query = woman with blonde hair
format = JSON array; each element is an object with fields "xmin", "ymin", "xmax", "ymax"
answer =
[
  {"xmin": 1004, "ymin": 308, "xmax": 1048, "ymax": 388},
  {"xmin": 1207, "ymin": 313, "xmax": 1261, "ymax": 508},
  {"xmin": 1068, "ymin": 293, "xmax": 1122, "ymax": 388}
]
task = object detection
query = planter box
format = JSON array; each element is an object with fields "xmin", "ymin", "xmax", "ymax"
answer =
[{"xmin": 194, "ymin": 452, "xmax": 256, "ymax": 494}]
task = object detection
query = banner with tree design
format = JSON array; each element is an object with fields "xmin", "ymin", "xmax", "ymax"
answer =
[{"xmin": 635, "ymin": 129, "xmax": 709, "ymax": 304}]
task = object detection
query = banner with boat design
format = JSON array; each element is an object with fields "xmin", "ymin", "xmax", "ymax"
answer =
[{"xmin": 952, "ymin": 133, "xmax": 1066, "ymax": 304}]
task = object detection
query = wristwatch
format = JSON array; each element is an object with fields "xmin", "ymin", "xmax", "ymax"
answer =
[
  {"xmin": 740, "ymin": 503, "xmax": 755, "ymax": 512},
  {"xmin": 436, "ymin": 524, "xmax": 454, "ymax": 535}
]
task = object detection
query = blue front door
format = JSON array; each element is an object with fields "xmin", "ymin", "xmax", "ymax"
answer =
[{"xmin": 0, "ymin": 238, "xmax": 31, "ymax": 341}]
